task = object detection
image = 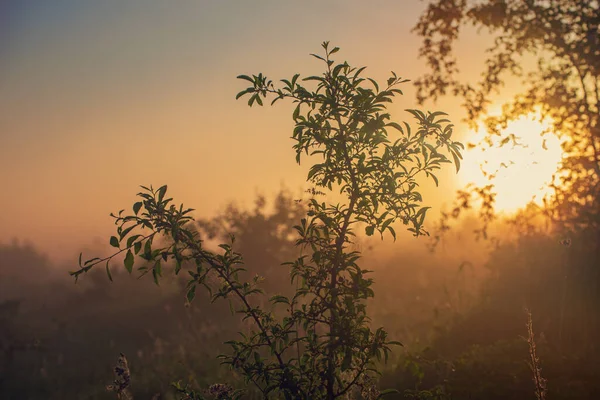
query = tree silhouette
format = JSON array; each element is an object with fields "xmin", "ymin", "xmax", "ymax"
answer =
[
  {"xmin": 73, "ymin": 42, "xmax": 463, "ymax": 399},
  {"xmin": 196, "ymin": 190, "xmax": 305, "ymax": 298},
  {"xmin": 415, "ymin": 0, "xmax": 599, "ymax": 239}
]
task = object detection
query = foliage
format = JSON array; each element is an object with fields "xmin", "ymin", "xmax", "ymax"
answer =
[
  {"xmin": 380, "ymin": 222, "xmax": 600, "ymax": 400},
  {"xmin": 414, "ymin": 9, "xmax": 600, "ymax": 392},
  {"xmin": 428, "ymin": 217, "xmax": 600, "ymax": 358},
  {"xmin": 384, "ymin": 333, "xmax": 600, "ymax": 400},
  {"xmin": 2, "ymin": 206, "xmax": 599, "ymax": 398},
  {"xmin": 196, "ymin": 190, "xmax": 306, "ymax": 298},
  {"xmin": 415, "ymin": 0, "xmax": 600, "ymax": 239},
  {"xmin": 71, "ymin": 42, "xmax": 462, "ymax": 399},
  {"xmin": 0, "ymin": 197, "xmax": 466, "ymax": 399}
]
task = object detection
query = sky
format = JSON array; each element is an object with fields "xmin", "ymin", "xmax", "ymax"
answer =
[{"xmin": 0, "ymin": 0, "xmax": 528, "ymax": 262}]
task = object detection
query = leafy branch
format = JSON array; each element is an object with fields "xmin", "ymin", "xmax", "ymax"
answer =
[{"xmin": 74, "ymin": 42, "xmax": 463, "ymax": 400}]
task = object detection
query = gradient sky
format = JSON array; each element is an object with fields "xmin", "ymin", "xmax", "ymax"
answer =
[{"xmin": 1, "ymin": 0, "xmax": 508, "ymax": 262}]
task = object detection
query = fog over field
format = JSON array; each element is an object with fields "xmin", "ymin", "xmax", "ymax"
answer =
[{"xmin": 2, "ymin": 1, "xmax": 599, "ymax": 399}]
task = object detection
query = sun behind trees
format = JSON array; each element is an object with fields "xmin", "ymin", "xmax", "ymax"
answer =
[
  {"xmin": 399, "ymin": 2, "xmax": 598, "ymax": 398},
  {"xmin": 415, "ymin": 0, "xmax": 599, "ymax": 241},
  {"xmin": 71, "ymin": 42, "xmax": 463, "ymax": 399}
]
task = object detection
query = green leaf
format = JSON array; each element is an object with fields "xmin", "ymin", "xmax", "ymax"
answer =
[
  {"xmin": 143, "ymin": 239, "xmax": 152, "ymax": 260},
  {"xmin": 281, "ymin": 78, "xmax": 292, "ymax": 89},
  {"xmin": 270, "ymin": 295, "xmax": 290, "ymax": 305},
  {"xmin": 415, "ymin": 206, "xmax": 431, "ymax": 226},
  {"xmin": 124, "ymin": 250, "xmax": 134, "ymax": 274},
  {"xmin": 452, "ymin": 150, "xmax": 461, "ymax": 173},
  {"xmin": 367, "ymin": 77, "xmax": 379, "ymax": 92},
  {"xmin": 381, "ymin": 218, "xmax": 394, "ymax": 232},
  {"xmin": 133, "ymin": 201, "xmax": 143, "ymax": 215},
  {"xmin": 155, "ymin": 260, "xmax": 162, "ymax": 277},
  {"xmin": 332, "ymin": 63, "xmax": 346, "ymax": 78},
  {"xmin": 157, "ymin": 185, "xmax": 167, "ymax": 203},
  {"xmin": 119, "ymin": 225, "xmax": 135, "ymax": 241},
  {"xmin": 386, "ymin": 122, "xmax": 403, "ymax": 133},
  {"xmin": 365, "ymin": 225, "xmax": 375, "ymax": 236},
  {"xmin": 354, "ymin": 66, "xmax": 367, "ymax": 78},
  {"xmin": 126, "ymin": 234, "xmax": 141, "ymax": 248},
  {"xmin": 105, "ymin": 260, "xmax": 113, "ymax": 281},
  {"xmin": 186, "ymin": 285, "xmax": 196, "ymax": 303},
  {"xmin": 109, "ymin": 236, "xmax": 119, "ymax": 248},
  {"xmin": 427, "ymin": 111, "xmax": 448, "ymax": 121},
  {"xmin": 235, "ymin": 88, "xmax": 254, "ymax": 100},
  {"xmin": 303, "ymin": 75, "xmax": 324, "ymax": 82},
  {"xmin": 291, "ymin": 73, "xmax": 300, "ymax": 87},
  {"xmin": 388, "ymin": 226, "xmax": 397, "ymax": 241},
  {"xmin": 152, "ymin": 268, "xmax": 160, "ymax": 285},
  {"xmin": 236, "ymin": 74, "xmax": 254, "ymax": 84}
]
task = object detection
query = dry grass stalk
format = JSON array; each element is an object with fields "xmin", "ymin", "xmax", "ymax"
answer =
[{"xmin": 525, "ymin": 309, "xmax": 547, "ymax": 400}]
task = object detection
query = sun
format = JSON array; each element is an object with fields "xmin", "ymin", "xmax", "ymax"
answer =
[{"xmin": 459, "ymin": 113, "xmax": 563, "ymax": 214}]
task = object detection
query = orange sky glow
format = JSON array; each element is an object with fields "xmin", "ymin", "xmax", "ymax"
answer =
[{"xmin": 0, "ymin": 0, "xmax": 555, "ymax": 263}]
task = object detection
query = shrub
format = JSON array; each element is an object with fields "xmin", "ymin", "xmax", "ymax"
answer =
[{"xmin": 72, "ymin": 42, "xmax": 462, "ymax": 399}]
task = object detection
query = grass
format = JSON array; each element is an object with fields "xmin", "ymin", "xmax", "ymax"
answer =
[{"xmin": 525, "ymin": 309, "xmax": 547, "ymax": 400}]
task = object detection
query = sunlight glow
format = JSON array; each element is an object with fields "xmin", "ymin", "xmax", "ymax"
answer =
[{"xmin": 459, "ymin": 113, "xmax": 563, "ymax": 214}]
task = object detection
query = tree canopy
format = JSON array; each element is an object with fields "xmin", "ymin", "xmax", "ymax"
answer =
[{"xmin": 415, "ymin": 0, "xmax": 599, "ymax": 237}]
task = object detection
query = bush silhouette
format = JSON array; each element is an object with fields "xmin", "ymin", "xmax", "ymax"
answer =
[{"xmin": 73, "ymin": 42, "xmax": 463, "ymax": 399}]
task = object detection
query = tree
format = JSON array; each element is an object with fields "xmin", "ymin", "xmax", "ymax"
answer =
[
  {"xmin": 414, "ymin": 0, "xmax": 599, "ymax": 240},
  {"xmin": 196, "ymin": 190, "xmax": 306, "ymax": 298},
  {"xmin": 412, "ymin": 6, "xmax": 600, "ymax": 396},
  {"xmin": 71, "ymin": 42, "xmax": 463, "ymax": 399}
]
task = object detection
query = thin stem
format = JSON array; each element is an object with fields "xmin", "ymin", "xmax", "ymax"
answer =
[
  {"xmin": 326, "ymin": 112, "xmax": 361, "ymax": 399},
  {"xmin": 186, "ymin": 239, "xmax": 300, "ymax": 399}
]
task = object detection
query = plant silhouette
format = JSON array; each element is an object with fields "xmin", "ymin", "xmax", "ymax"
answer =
[{"xmin": 72, "ymin": 42, "xmax": 463, "ymax": 399}]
